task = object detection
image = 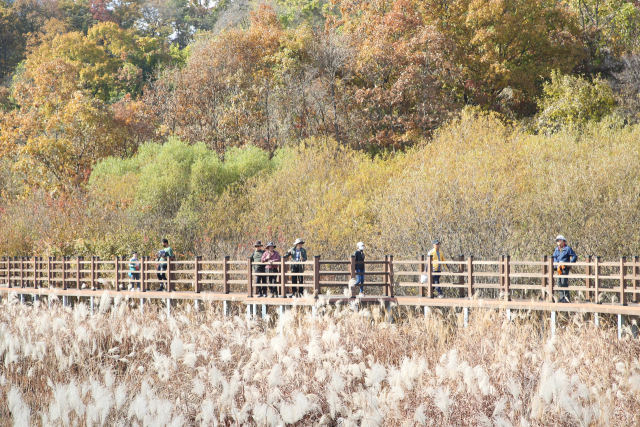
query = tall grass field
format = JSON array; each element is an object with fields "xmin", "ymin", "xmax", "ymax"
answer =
[{"xmin": 1, "ymin": 292, "xmax": 639, "ymax": 426}]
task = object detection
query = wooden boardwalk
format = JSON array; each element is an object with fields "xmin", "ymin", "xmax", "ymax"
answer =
[{"xmin": 2, "ymin": 254, "xmax": 640, "ymax": 323}]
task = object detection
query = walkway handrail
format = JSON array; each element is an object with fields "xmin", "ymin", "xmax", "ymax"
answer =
[{"xmin": 1, "ymin": 254, "xmax": 639, "ymax": 305}]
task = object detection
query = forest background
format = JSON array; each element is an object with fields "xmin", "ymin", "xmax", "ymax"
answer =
[{"xmin": 2, "ymin": 0, "xmax": 640, "ymax": 262}]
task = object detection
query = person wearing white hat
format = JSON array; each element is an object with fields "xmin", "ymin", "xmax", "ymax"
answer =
[
  {"xmin": 552, "ymin": 235, "xmax": 577, "ymax": 303},
  {"xmin": 284, "ymin": 238, "xmax": 307, "ymax": 297},
  {"xmin": 354, "ymin": 242, "xmax": 365, "ymax": 296}
]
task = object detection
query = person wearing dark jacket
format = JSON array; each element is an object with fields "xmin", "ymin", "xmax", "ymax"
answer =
[
  {"xmin": 251, "ymin": 241, "xmax": 267, "ymax": 297},
  {"xmin": 552, "ymin": 235, "xmax": 578, "ymax": 303},
  {"xmin": 284, "ymin": 238, "xmax": 307, "ymax": 298},
  {"xmin": 354, "ymin": 242, "xmax": 365, "ymax": 296}
]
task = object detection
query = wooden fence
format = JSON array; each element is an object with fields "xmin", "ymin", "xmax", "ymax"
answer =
[{"xmin": 1, "ymin": 254, "xmax": 639, "ymax": 305}]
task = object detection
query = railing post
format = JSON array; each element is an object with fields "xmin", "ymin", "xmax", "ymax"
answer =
[
  {"xmin": 96, "ymin": 256, "xmax": 101, "ymax": 289},
  {"xmin": 620, "ymin": 256, "xmax": 627, "ymax": 306},
  {"xmin": 504, "ymin": 255, "xmax": 511, "ymax": 301},
  {"xmin": 458, "ymin": 255, "xmax": 464, "ymax": 298},
  {"xmin": 498, "ymin": 255, "xmax": 503, "ymax": 292},
  {"xmin": 33, "ymin": 257, "xmax": 38, "ymax": 288},
  {"xmin": 586, "ymin": 255, "xmax": 592, "ymax": 302},
  {"xmin": 427, "ymin": 255, "xmax": 433, "ymax": 298},
  {"xmin": 246, "ymin": 256, "xmax": 253, "ymax": 297},
  {"xmin": 388, "ymin": 255, "xmax": 394, "ymax": 298},
  {"xmin": 280, "ymin": 255, "xmax": 287, "ymax": 297},
  {"xmin": 223, "ymin": 256, "xmax": 229, "ymax": 294},
  {"xmin": 114, "ymin": 256, "xmax": 120, "ymax": 291},
  {"xmin": 90, "ymin": 256, "xmax": 96, "ymax": 290},
  {"xmin": 165, "ymin": 255, "xmax": 172, "ymax": 292},
  {"xmin": 62, "ymin": 257, "xmax": 67, "ymax": 291},
  {"xmin": 350, "ymin": 255, "xmax": 356, "ymax": 298},
  {"xmin": 47, "ymin": 257, "xmax": 52, "ymax": 289},
  {"xmin": 384, "ymin": 255, "xmax": 389, "ymax": 297},
  {"xmin": 20, "ymin": 256, "xmax": 24, "ymax": 288},
  {"xmin": 141, "ymin": 256, "xmax": 146, "ymax": 292},
  {"xmin": 467, "ymin": 256, "xmax": 474, "ymax": 298},
  {"xmin": 195, "ymin": 256, "xmax": 202, "ymax": 293},
  {"xmin": 313, "ymin": 255, "xmax": 320, "ymax": 297},
  {"xmin": 634, "ymin": 256, "xmax": 639, "ymax": 304},
  {"xmin": 6, "ymin": 257, "xmax": 11, "ymax": 288},
  {"xmin": 541, "ymin": 255, "xmax": 547, "ymax": 300},
  {"xmin": 419, "ymin": 255, "xmax": 426, "ymax": 297},
  {"xmin": 594, "ymin": 256, "xmax": 600, "ymax": 304},
  {"xmin": 547, "ymin": 257, "xmax": 554, "ymax": 302},
  {"xmin": 77, "ymin": 257, "xmax": 82, "ymax": 290}
]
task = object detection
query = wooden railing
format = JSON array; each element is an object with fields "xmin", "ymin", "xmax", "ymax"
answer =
[{"xmin": 1, "ymin": 254, "xmax": 639, "ymax": 305}]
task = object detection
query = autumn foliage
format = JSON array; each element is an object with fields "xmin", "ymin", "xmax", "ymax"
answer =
[{"xmin": 1, "ymin": 0, "xmax": 640, "ymax": 256}]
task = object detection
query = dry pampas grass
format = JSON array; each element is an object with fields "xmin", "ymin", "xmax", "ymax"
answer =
[{"xmin": 0, "ymin": 291, "xmax": 639, "ymax": 426}]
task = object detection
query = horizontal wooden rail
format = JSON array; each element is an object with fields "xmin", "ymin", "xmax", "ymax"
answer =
[{"xmin": 1, "ymin": 254, "xmax": 639, "ymax": 308}]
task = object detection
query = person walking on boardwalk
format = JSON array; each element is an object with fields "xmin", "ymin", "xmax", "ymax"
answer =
[
  {"xmin": 354, "ymin": 242, "xmax": 366, "ymax": 296},
  {"xmin": 128, "ymin": 251, "xmax": 141, "ymax": 291},
  {"xmin": 427, "ymin": 239, "xmax": 449, "ymax": 298},
  {"xmin": 262, "ymin": 242, "xmax": 281, "ymax": 297},
  {"xmin": 158, "ymin": 239, "xmax": 174, "ymax": 291},
  {"xmin": 251, "ymin": 241, "xmax": 267, "ymax": 297},
  {"xmin": 156, "ymin": 250, "xmax": 167, "ymax": 291},
  {"xmin": 553, "ymin": 235, "xmax": 577, "ymax": 303},
  {"xmin": 285, "ymin": 238, "xmax": 307, "ymax": 298}
]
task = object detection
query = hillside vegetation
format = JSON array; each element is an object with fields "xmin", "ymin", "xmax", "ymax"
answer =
[
  {"xmin": 1, "ymin": 0, "xmax": 640, "ymax": 259},
  {"xmin": 2, "ymin": 111, "xmax": 640, "ymax": 261}
]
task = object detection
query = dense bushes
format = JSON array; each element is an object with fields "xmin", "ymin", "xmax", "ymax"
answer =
[{"xmin": 2, "ymin": 112, "xmax": 640, "ymax": 262}]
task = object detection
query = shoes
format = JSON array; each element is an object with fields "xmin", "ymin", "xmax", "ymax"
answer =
[
  {"xmin": 157, "ymin": 284, "xmax": 165, "ymax": 292},
  {"xmin": 559, "ymin": 297, "xmax": 571, "ymax": 303},
  {"xmin": 437, "ymin": 294, "xmax": 444, "ymax": 298},
  {"xmin": 358, "ymin": 293, "xmax": 364, "ymax": 297}
]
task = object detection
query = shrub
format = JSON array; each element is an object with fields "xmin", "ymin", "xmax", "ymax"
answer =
[{"xmin": 536, "ymin": 70, "xmax": 616, "ymax": 132}]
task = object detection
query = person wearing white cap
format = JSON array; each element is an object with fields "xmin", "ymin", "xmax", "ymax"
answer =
[
  {"xmin": 552, "ymin": 235, "xmax": 577, "ymax": 303},
  {"xmin": 284, "ymin": 238, "xmax": 307, "ymax": 297},
  {"xmin": 354, "ymin": 242, "xmax": 366, "ymax": 296}
]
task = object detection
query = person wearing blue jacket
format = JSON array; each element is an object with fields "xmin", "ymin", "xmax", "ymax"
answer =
[{"xmin": 552, "ymin": 235, "xmax": 577, "ymax": 303}]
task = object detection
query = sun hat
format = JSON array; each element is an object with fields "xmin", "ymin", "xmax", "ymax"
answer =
[
  {"xmin": 357, "ymin": 242, "xmax": 364, "ymax": 250},
  {"xmin": 266, "ymin": 242, "xmax": 277, "ymax": 249},
  {"xmin": 555, "ymin": 235, "xmax": 567, "ymax": 242},
  {"xmin": 254, "ymin": 241, "xmax": 263, "ymax": 247},
  {"xmin": 293, "ymin": 238, "xmax": 305, "ymax": 245},
  {"xmin": 432, "ymin": 239, "xmax": 440, "ymax": 245}
]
